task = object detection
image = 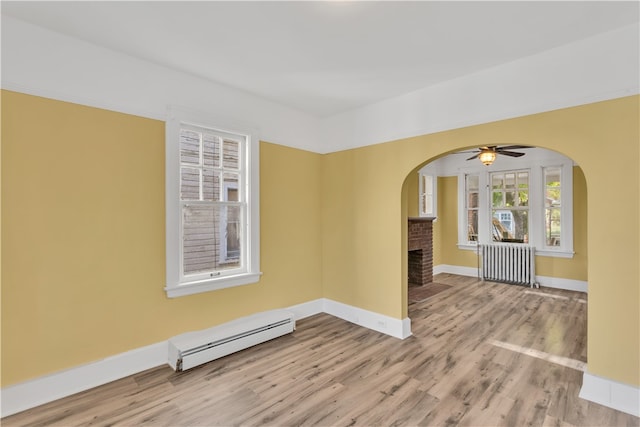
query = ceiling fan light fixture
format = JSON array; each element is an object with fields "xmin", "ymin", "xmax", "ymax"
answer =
[{"xmin": 479, "ymin": 150, "xmax": 496, "ymax": 166}]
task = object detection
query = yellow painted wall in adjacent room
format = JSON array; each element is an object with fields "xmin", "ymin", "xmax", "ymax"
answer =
[
  {"xmin": 324, "ymin": 96, "xmax": 639, "ymax": 386},
  {"xmin": 1, "ymin": 91, "xmax": 323, "ymax": 386}
]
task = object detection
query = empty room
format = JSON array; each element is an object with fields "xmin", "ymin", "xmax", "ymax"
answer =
[{"xmin": 2, "ymin": 1, "xmax": 639, "ymax": 426}]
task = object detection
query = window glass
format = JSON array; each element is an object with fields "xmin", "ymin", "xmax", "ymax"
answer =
[
  {"xmin": 179, "ymin": 126, "xmax": 244, "ymax": 278},
  {"xmin": 491, "ymin": 169, "xmax": 529, "ymax": 243},
  {"xmin": 466, "ymin": 174, "xmax": 479, "ymax": 242},
  {"xmin": 419, "ymin": 173, "xmax": 437, "ymax": 217},
  {"xmin": 545, "ymin": 167, "xmax": 562, "ymax": 246}
]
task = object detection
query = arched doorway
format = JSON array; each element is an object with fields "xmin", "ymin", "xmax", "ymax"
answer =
[{"xmin": 401, "ymin": 146, "xmax": 587, "ymax": 312}]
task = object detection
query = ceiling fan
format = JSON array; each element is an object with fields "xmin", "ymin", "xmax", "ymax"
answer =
[{"xmin": 462, "ymin": 145, "xmax": 530, "ymax": 166}]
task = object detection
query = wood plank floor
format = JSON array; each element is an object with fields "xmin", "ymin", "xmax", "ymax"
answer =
[{"xmin": 3, "ymin": 274, "xmax": 639, "ymax": 426}]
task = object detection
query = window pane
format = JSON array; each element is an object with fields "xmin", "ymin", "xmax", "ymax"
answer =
[
  {"xmin": 425, "ymin": 194, "xmax": 433, "ymax": 215},
  {"xmin": 544, "ymin": 167, "xmax": 561, "ymax": 247},
  {"xmin": 546, "ymin": 190, "xmax": 561, "ymax": 205},
  {"xmin": 223, "ymin": 139, "xmax": 240, "ymax": 169},
  {"xmin": 182, "ymin": 205, "xmax": 241, "ymax": 275},
  {"xmin": 505, "ymin": 173, "xmax": 516, "ymax": 189},
  {"xmin": 492, "ymin": 209, "xmax": 528, "ymax": 242},
  {"xmin": 468, "ymin": 192, "xmax": 479, "ymax": 209},
  {"xmin": 492, "ymin": 191, "xmax": 503, "ymax": 207},
  {"xmin": 545, "ymin": 168, "xmax": 561, "ymax": 205},
  {"xmin": 491, "ymin": 174, "xmax": 502, "ymax": 190},
  {"xmin": 546, "ymin": 208, "xmax": 561, "ymax": 246},
  {"xmin": 518, "ymin": 189, "xmax": 529, "ymax": 207},
  {"xmin": 223, "ymin": 173, "xmax": 240, "ymax": 201},
  {"xmin": 180, "ymin": 130, "xmax": 200, "ymax": 165},
  {"xmin": 423, "ymin": 175, "xmax": 433, "ymax": 195},
  {"xmin": 518, "ymin": 171, "xmax": 529, "ymax": 189},
  {"xmin": 180, "ymin": 167, "xmax": 200, "ymax": 201},
  {"xmin": 183, "ymin": 205, "xmax": 217, "ymax": 275},
  {"xmin": 467, "ymin": 210, "xmax": 478, "ymax": 241},
  {"xmin": 466, "ymin": 174, "xmax": 479, "ymax": 243},
  {"xmin": 545, "ymin": 167, "xmax": 561, "ymax": 185},
  {"xmin": 225, "ymin": 205, "xmax": 241, "ymax": 260},
  {"xmin": 505, "ymin": 191, "xmax": 516, "ymax": 207},
  {"xmin": 203, "ymin": 133, "xmax": 220, "ymax": 167},
  {"xmin": 203, "ymin": 168, "xmax": 220, "ymax": 201},
  {"xmin": 467, "ymin": 175, "xmax": 479, "ymax": 191}
]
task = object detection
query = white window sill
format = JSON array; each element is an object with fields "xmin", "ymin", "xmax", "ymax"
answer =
[
  {"xmin": 457, "ymin": 243, "xmax": 479, "ymax": 251},
  {"xmin": 536, "ymin": 249, "xmax": 575, "ymax": 259},
  {"xmin": 457, "ymin": 243, "xmax": 574, "ymax": 258},
  {"xmin": 165, "ymin": 272, "xmax": 262, "ymax": 298}
]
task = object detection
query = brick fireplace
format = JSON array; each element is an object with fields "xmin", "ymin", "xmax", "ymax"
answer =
[{"xmin": 408, "ymin": 217, "xmax": 434, "ymax": 286}]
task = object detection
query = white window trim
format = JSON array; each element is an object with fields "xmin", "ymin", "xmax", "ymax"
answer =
[
  {"xmin": 418, "ymin": 165, "xmax": 438, "ymax": 219},
  {"xmin": 165, "ymin": 107, "xmax": 261, "ymax": 298},
  {"xmin": 456, "ymin": 159, "xmax": 574, "ymax": 258}
]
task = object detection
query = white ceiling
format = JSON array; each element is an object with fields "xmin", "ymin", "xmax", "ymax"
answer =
[{"xmin": 2, "ymin": 1, "xmax": 638, "ymax": 118}]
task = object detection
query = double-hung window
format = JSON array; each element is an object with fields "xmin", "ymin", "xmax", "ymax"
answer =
[
  {"xmin": 543, "ymin": 166, "xmax": 562, "ymax": 247},
  {"xmin": 490, "ymin": 170, "xmax": 529, "ymax": 243},
  {"xmin": 166, "ymin": 111, "xmax": 261, "ymax": 297},
  {"xmin": 418, "ymin": 169, "xmax": 438, "ymax": 218},
  {"xmin": 466, "ymin": 174, "xmax": 479, "ymax": 242},
  {"xmin": 457, "ymin": 157, "xmax": 573, "ymax": 257}
]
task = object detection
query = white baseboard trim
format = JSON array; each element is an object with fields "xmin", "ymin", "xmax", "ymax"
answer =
[
  {"xmin": 434, "ymin": 264, "xmax": 479, "ymax": 277},
  {"xmin": 536, "ymin": 275, "xmax": 588, "ymax": 293},
  {"xmin": 1, "ymin": 298, "xmax": 410, "ymax": 417},
  {"xmin": 433, "ymin": 264, "xmax": 588, "ymax": 293},
  {"xmin": 322, "ymin": 298, "xmax": 412, "ymax": 339},
  {"xmin": 286, "ymin": 298, "xmax": 324, "ymax": 320},
  {"xmin": 579, "ymin": 372, "xmax": 640, "ymax": 417},
  {"xmin": 1, "ymin": 341, "xmax": 167, "ymax": 418}
]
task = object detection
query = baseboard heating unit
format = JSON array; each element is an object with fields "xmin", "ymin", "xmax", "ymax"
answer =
[
  {"xmin": 168, "ymin": 309, "xmax": 295, "ymax": 372},
  {"xmin": 479, "ymin": 244, "xmax": 538, "ymax": 288}
]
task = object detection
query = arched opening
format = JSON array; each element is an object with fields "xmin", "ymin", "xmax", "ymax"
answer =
[
  {"xmin": 400, "ymin": 144, "xmax": 591, "ymax": 388},
  {"xmin": 401, "ymin": 145, "xmax": 587, "ymax": 311}
]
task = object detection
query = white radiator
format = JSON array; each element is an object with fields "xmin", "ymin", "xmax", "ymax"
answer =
[
  {"xmin": 479, "ymin": 244, "xmax": 537, "ymax": 287},
  {"xmin": 168, "ymin": 309, "xmax": 295, "ymax": 371}
]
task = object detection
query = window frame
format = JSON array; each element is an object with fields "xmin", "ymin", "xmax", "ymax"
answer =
[
  {"xmin": 456, "ymin": 159, "xmax": 574, "ymax": 258},
  {"xmin": 165, "ymin": 108, "xmax": 261, "ymax": 298},
  {"xmin": 418, "ymin": 165, "xmax": 438, "ymax": 219},
  {"xmin": 490, "ymin": 169, "xmax": 530, "ymax": 243}
]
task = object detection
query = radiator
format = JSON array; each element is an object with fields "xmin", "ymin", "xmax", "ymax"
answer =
[
  {"xmin": 479, "ymin": 244, "xmax": 537, "ymax": 287},
  {"xmin": 168, "ymin": 309, "xmax": 295, "ymax": 371}
]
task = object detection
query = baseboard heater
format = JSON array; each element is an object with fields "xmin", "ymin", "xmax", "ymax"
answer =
[{"xmin": 168, "ymin": 309, "xmax": 295, "ymax": 372}]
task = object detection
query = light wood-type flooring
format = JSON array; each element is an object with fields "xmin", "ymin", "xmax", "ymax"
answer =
[{"xmin": 4, "ymin": 274, "xmax": 639, "ymax": 426}]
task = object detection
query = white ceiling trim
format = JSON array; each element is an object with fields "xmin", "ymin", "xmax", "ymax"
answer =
[
  {"xmin": 3, "ymin": 1, "xmax": 638, "ymax": 118},
  {"xmin": 1, "ymin": 16, "xmax": 638, "ymax": 154}
]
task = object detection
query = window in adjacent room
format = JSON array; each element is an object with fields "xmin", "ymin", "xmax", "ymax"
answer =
[
  {"xmin": 457, "ymin": 157, "xmax": 573, "ymax": 258},
  {"xmin": 490, "ymin": 170, "xmax": 529, "ymax": 243},
  {"xmin": 166, "ymin": 113, "xmax": 261, "ymax": 298},
  {"xmin": 419, "ymin": 172, "xmax": 437, "ymax": 218},
  {"xmin": 466, "ymin": 174, "xmax": 479, "ymax": 242},
  {"xmin": 544, "ymin": 166, "xmax": 562, "ymax": 247}
]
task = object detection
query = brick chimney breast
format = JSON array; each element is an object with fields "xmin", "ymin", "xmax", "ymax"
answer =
[{"xmin": 408, "ymin": 217, "xmax": 434, "ymax": 286}]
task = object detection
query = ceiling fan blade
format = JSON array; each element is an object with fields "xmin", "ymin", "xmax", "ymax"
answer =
[
  {"xmin": 497, "ymin": 150, "xmax": 525, "ymax": 157},
  {"xmin": 466, "ymin": 153, "xmax": 480, "ymax": 161},
  {"xmin": 496, "ymin": 145, "xmax": 530, "ymax": 150}
]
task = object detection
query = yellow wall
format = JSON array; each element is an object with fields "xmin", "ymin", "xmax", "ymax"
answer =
[
  {"xmin": 2, "ymin": 90, "xmax": 639, "ymax": 390},
  {"xmin": 324, "ymin": 96, "xmax": 639, "ymax": 386},
  {"xmin": 1, "ymin": 91, "xmax": 323, "ymax": 386}
]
